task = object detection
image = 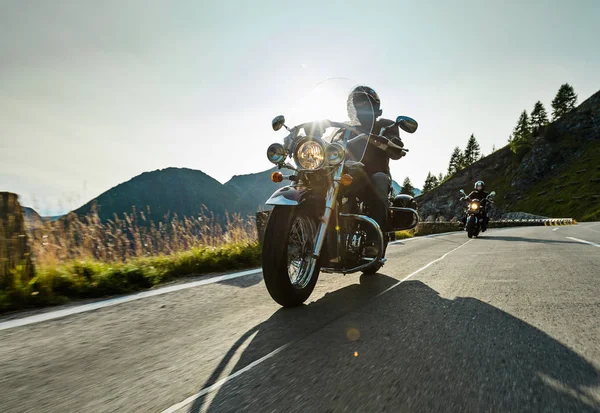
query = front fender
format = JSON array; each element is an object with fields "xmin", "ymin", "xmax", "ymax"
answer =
[
  {"xmin": 266, "ymin": 186, "xmax": 311, "ymax": 206},
  {"xmin": 467, "ymin": 215, "xmax": 479, "ymax": 225}
]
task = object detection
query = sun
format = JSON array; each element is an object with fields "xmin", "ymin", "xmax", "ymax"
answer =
[{"xmin": 288, "ymin": 78, "xmax": 358, "ymax": 125}]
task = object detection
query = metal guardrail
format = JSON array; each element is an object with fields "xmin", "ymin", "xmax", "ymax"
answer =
[
  {"xmin": 256, "ymin": 211, "xmax": 577, "ymax": 243},
  {"xmin": 488, "ymin": 218, "xmax": 576, "ymax": 227}
]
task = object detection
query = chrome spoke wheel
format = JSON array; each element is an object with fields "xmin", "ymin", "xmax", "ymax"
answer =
[{"xmin": 287, "ymin": 215, "xmax": 316, "ymax": 289}]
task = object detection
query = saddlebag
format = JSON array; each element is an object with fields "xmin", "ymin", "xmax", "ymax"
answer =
[{"xmin": 388, "ymin": 195, "xmax": 419, "ymax": 231}]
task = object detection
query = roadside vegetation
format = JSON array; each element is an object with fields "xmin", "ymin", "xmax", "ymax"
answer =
[{"xmin": 1, "ymin": 210, "xmax": 260, "ymax": 313}]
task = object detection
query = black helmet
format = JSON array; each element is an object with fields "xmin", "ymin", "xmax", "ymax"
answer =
[
  {"xmin": 347, "ymin": 85, "xmax": 383, "ymax": 125},
  {"xmin": 474, "ymin": 180, "xmax": 485, "ymax": 191}
]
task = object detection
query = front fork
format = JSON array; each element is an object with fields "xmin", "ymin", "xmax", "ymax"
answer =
[
  {"xmin": 308, "ymin": 165, "xmax": 385, "ymax": 275},
  {"xmin": 311, "ymin": 165, "xmax": 344, "ymax": 260}
]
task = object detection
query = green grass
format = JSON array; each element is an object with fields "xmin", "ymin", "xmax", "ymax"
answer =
[
  {"xmin": 0, "ymin": 242, "xmax": 261, "ymax": 313},
  {"xmin": 394, "ymin": 230, "xmax": 415, "ymax": 239},
  {"xmin": 513, "ymin": 140, "xmax": 600, "ymax": 221}
]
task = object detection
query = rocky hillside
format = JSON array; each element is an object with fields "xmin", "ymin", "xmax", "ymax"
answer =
[{"xmin": 416, "ymin": 90, "xmax": 600, "ymax": 222}]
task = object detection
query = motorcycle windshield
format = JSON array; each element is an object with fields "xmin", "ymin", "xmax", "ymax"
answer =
[{"xmin": 283, "ymin": 78, "xmax": 376, "ymax": 165}]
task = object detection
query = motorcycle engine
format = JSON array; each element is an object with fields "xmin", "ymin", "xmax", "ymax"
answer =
[{"xmin": 345, "ymin": 229, "xmax": 366, "ymax": 263}]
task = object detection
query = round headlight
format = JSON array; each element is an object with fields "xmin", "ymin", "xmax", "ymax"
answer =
[
  {"xmin": 295, "ymin": 141, "xmax": 325, "ymax": 170},
  {"xmin": 470, "ymin": 203, "xmax": 479, "ymax": 210},
  {"xmin": 267, "ymin": 143, "xmax": 286, "ymax": 164},
  {"xmin": 325, "ymin": 143, "xmax": 345, "ymax": 166}
]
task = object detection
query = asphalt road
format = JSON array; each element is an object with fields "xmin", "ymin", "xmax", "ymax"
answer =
[{"xmin": 1, "ymin": 223, "xmax": 599, "ymax": 413}]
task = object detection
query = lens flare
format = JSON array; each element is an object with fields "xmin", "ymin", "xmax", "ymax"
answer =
[{"xmin": 346, "ymin": 328, "xmax": 360, "ymax": 342}]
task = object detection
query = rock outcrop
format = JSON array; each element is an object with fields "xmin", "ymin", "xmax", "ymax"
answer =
[{"xmin": 0, "ymin": 192, "xmax": 35, "ymax": 283}]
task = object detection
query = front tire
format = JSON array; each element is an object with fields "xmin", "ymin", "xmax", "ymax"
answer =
[
  {"xmin": 362, "ymin": 262, "xmax": 382, "ymax": 275},
  {"xmin": 262, "ymin": 206, "xmax": 320, "ymax": 307},
  {"xmin": 466, "ymin": 218, "xmax": 475, "ymax": 239}
]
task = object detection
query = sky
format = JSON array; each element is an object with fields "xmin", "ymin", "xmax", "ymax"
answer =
[{"xmin": 1, "ymin": 0, "xmax": 599, "ymax": 215}]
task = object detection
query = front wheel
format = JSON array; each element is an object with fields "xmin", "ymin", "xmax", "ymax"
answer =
[
  {"xmin": 466, "ymin": 217, "xmax": 475, "ymax": 239},
  {"xmin": 262, "ymin": 206, "xmax": 321, "ymax": 307},
  {"xmin": 362, "ymin": 262, "xmax": 383, "ymax": 275}
]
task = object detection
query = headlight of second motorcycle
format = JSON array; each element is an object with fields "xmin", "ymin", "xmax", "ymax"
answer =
[
  {"xmin": 325, "ymin": 143, "xmax": 345, "ymax": 166},
  {"xmin": 295, "ymin": 140, "xmax": 325, "ymax": 170},
  {"xmin": 470, "ymin": 203, "xmax": 479, "ymax": 210}
]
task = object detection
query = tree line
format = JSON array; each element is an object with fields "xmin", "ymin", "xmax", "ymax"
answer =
[
  {"xmin": 419, "ymin": 82, "xmax": 578, "ymax": 194},
  {"xmin": 508, "ymin": 83, "xmax": 577, "ymax": 153}
]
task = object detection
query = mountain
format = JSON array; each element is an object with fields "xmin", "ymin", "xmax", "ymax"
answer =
[
  {"xmin": 21, "ymin": 206, "xmax": 44, "ymax": 229},
  {"xmin": 74, "ymin": 167, "xmax": 257, "ymax": 222},
  {"xmin": 224, "ymin": 167, "xmax": 286, "ymax": 212},
  {"xmin": 225, "ymin": 168, "xmax": 417, "ymax": 208},
  {"xmin": 70, "ymin": 164, "xmax": 423, "ymax": 224},
  {"xmin": 416, "ymin": 90, "xmax": 600, "ymax": 222}
]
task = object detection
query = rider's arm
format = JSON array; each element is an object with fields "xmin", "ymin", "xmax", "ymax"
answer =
[{"xmin": 381, "ymin": 124, "xmax": 405, "ymax": 160}]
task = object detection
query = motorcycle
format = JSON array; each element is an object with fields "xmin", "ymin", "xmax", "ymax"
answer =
[
  {"xmin": 459, "ymin": 189, "xmax": 496, "ymax": 238},
  {"xmin": 261, "ymin": 101, "xmax": 419, "ymax": 307}
]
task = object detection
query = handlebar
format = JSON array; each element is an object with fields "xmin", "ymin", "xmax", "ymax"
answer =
[
  {"xmin": 294, "ymin": 119, "xmax": 407, "ymax": 156},
  {"xmin": 462, "ymin": 197, "xmax": 494, "ymax": 203}
]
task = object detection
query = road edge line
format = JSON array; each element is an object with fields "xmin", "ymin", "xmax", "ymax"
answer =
[
  {"xmin": 0, "ymin": 268, "xmax": 263, "ymax": 331},
  {"xmin": 565, "ymin": 236, "xmax": 600, "ymax": 248}
]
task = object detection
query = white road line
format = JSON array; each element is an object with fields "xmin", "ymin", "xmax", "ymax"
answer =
[
  {"xmin": 566, "ymin": 237, "xmax": 600, "ymax": 248},
  {"xmin": 376, "ymin": 239, "xmax": 472, "ymax": 298},
  {"xmin": 0, "ymin": 268, "xmax": 262, "ymax": 331},
  {"xmin": 389, "ymin": 230, "xmax": 462, "ymax": 245},
  {"xmin": 162, "ymin": 341, "xmax": 293, "ymax": 413},
  {"xmin": 553, "ymin": 228, "xmax": 560, "ymax": 232},
  {"xmin": 161, "ymin": 239, "xmax": 472, "ymax": 413}
]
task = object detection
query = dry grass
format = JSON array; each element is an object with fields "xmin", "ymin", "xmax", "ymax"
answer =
[
  {"xmin": 28, "ymin": 207, "xmax": 258, "ymax": 266},
  {"xmin": 1, "ymin": 208, "xmax": 260, "ymax": 313}
]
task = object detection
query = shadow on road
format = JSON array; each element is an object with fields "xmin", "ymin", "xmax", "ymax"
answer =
[
  {"xmin": 186, "ymin": 273, "xmax": 398, "ymax": 412},
  {"xmin": 188, "ymin": 278, "xmax": 600, "ymax": 413}
]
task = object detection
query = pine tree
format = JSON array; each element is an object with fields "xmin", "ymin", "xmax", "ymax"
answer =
[
  {"xmin": 463, "ymin": 134, "xmax": 481, "ymax": 167},
  {"xmin": 438, "ymin": 173, "xmax": 444, "ymax": 183},
  {"xmin": 512, "ymin": 110, "xmax": 531, "ymax": 143},
  {"xmin": 447, "ymin": 146, "xmax": 463, "ymax": 176},
  {"xmin": 551, "ymin": 83, "xmax": 578, "ymax": 120},
  {"xmin": 510, "ymin": 110, "xmax": 533, "ymax": 153},
  {"xmin": 492, "ymin": 144, "xmax": 497, "ymax": 153},
  {"xmin": 400, "ymin": 177, "xmax": 416, "ymax": 197},
  {"xmin": 530, "ymin": 100, "xmax": 548, "ymax": 133},
  {"xmin": 422, "ymin": 172, "xmax": 435, "ymax": 192},
  {"xmin": 431, "ymin": 174, "xmax": 439, "ymax": 188}
]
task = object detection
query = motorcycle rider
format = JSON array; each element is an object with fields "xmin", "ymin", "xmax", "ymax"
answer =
[
  {"xmin": 345, "ymin": 85, "xmax": 406, "ymax": 253},
  {"xmin": 462, "ymin": 180, "xmax": 490, "ymax": 231}
]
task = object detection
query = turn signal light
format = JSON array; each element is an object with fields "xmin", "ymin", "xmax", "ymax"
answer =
[
  {"xmin": 340, "ymin": 174, "xmax": 353, "ymax": 186},
  {"xmin": 271, "ymin": 171, "xmax": 283, "ymax": 183}
]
